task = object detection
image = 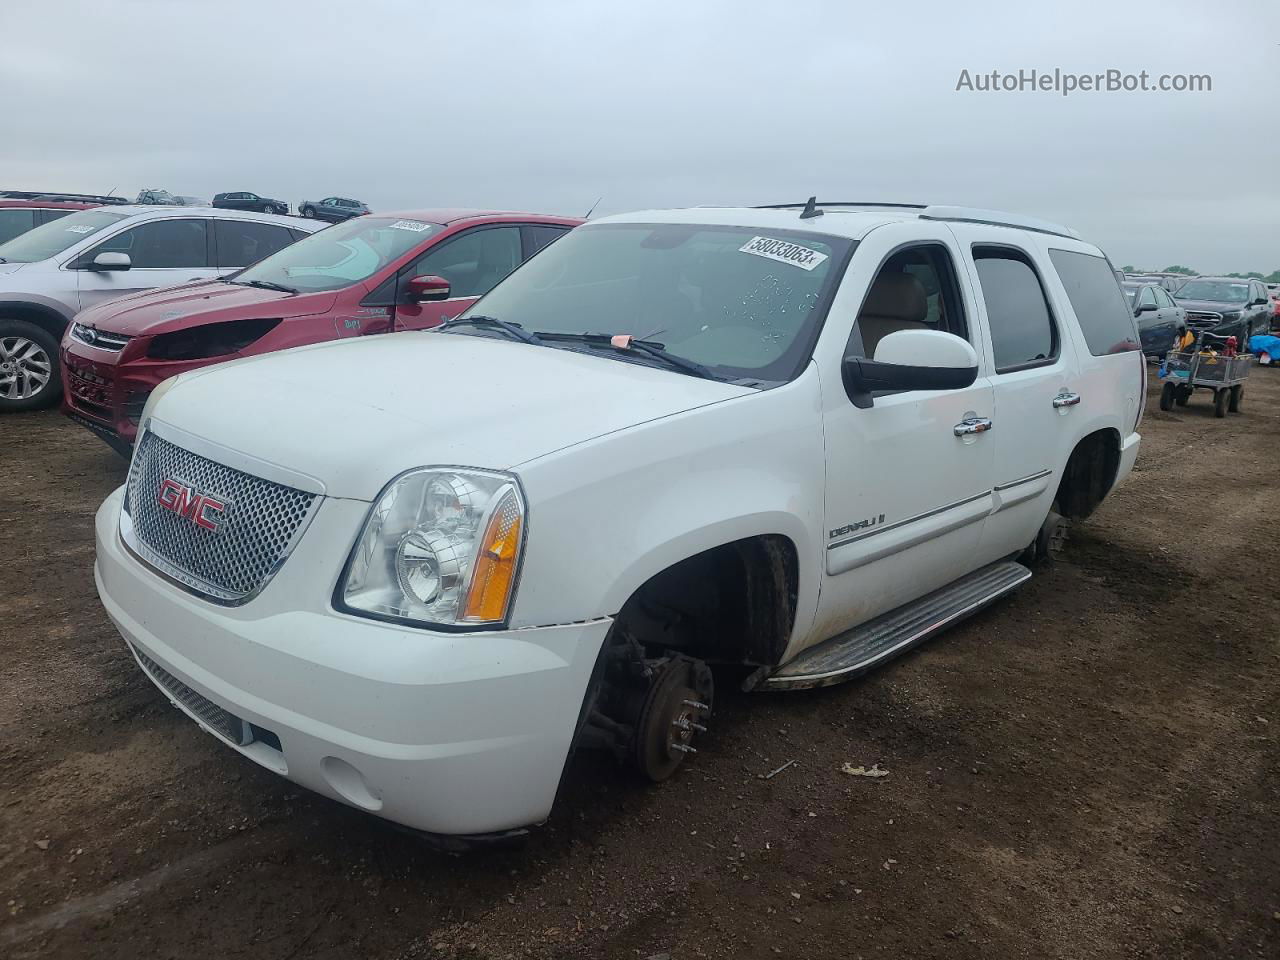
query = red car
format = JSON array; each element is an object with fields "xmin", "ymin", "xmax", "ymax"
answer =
[
  {"xmin": 61, "ymin": 208, "xmax": 582, "ymax": 453},
  {"xmin": 0, "ymin": 198, "xmax": 99, "ymax": 245}
]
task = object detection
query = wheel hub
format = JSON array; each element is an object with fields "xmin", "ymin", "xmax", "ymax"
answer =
[
  {"xmin": 633, "ymin": 656, "xmax": 713, "ymax": 781},
  {"xmin": 0, "ymin": 336, "xmax": 52, "ymax": 400}
]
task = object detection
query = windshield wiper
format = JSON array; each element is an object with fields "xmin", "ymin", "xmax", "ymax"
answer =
[
  {"xmin": 437, "ymin": 315, "xmax": 543, "ymax": 345},
  {"xmin": 233, "ymin": 278, "xmax": 297, "ymax": 294},
  {"xmin": 533, "ymin": 332, "xmax": 717, "ymax": 380}
]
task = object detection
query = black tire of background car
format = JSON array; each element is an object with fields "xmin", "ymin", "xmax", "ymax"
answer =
[
  {"xmin": 1159, "ymin": 382, "xmax": 1176, "ymax": 411},
  {"xmin": 1214, "ymin": 388, "xmax": 1230, "ymax": 418},
  {"xmin": 1229, "ymin": 384, "xmax": 1243, "ymax": 413},
  {"xmin": 0, "ymin": 318, "xmax": 62, "ymax": 412},
  {"xmin": 302, "ymin": 206, "xmax": 314, "ymax": 218}
]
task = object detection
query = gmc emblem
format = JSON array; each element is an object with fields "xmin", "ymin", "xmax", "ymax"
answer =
[{"xmin": 157, "ymin": 478, "xmax": 230, "ymax": 533}]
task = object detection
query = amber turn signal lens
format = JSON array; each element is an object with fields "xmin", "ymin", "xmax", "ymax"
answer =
[{"xmin": 462, "ymin": 490, "xmax": 523, "ymax": 623}]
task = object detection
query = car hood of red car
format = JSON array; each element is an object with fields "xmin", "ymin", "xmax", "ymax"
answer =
[{"xmin": 75, "ymin": 280, "xmax": 340, "ymax": 337}]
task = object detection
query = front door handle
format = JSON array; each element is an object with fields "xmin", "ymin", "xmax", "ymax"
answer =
[
  {"xmin": 954, "ymin": 417, "xmax": 993, "ymax": 436},
  {"xmin": 1053, "ymin": 392, "xmax": 1082, "ymax": 409}
]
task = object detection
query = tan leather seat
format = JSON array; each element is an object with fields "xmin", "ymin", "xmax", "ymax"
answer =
[{"xmin": 856, "ymin": 272, "xmax": 929, "ymax": 358}]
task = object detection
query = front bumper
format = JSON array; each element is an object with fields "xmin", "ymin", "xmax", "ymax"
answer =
[
  {"xmin": 1116, "ymin": 430, "xmax": 1141, "ymax": 486},
  {"xmin": 94, "ymin": 486, "xmax": 611, "ymax": 836}
]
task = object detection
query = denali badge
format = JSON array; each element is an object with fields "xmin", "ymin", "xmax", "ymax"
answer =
[
  {"xmin": 157, "ymin": 478, "xmax": 230, "ymax": 533},
  {"xmin": 829, "ymin": 514, "xmax": 886, "ymax": 539}
]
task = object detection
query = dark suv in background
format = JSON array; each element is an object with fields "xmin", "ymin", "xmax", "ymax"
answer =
[
  {"xmin": 1173, "ymin": 276, "xmax": 1272, "ymax": 343},
  {"xmin": 213, "ymin": 191, "xmax": 289, "ymax": 215},
  {"xmin": 299, "ymin": 196, "xmax": 369, "ymax": 221}
]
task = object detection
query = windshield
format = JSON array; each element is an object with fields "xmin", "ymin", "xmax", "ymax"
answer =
[
  {"xmin": 461, "ymin": 222, "xmax": 851, "ymax": 382},
  {"xmin": 1175, "ymin": 280, "xmax": 1249, "ymax": 303},
  {"xmin": 234, "ymin": 216, "xmax": 442, "ymax": 293},
  {"xmin": 0, "ymin": 209, "xmax": 127, "ymax": 263}
]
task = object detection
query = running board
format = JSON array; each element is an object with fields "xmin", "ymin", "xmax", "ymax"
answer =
[{"xmin": 756, "ymin": 560, "xmax": 1032, "ymax": 691}]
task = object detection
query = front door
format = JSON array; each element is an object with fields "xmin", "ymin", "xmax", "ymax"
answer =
[
  {"xmin": 393, "ymin": 225, "xmax": 524, "ymax": 332},
  {"xmin": 75, "ymin": 218, "xmax": 219, "ymax": 311},
  {"xmin": 816, "ymin": 224, "xmax": 996, "ymax": 640}
]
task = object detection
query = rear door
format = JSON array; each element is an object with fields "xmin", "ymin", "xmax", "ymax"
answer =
[
  {"xmin": 392, "ymin": 224, "xmax": 524, "ymax": 331},
  {"xmin": 950, "ymin": 226, "xmax": 1081, "ymax": 562},
  {"xmin": 74, "ymin": 217, "xmax": 218, "ymax": 310}
]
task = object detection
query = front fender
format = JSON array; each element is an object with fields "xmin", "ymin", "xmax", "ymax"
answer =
[{"xmin": 510, "ymin": 371, "xmax": 827, "ymax": 650}]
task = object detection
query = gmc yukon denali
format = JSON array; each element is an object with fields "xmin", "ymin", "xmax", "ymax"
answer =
[{"xmin": 93, "ymin": 201, "xmax": 1143, "ymax": 840}]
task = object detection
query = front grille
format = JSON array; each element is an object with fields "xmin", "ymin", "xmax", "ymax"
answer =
[
  {"xmin": 123, "ymin": 431, "xmax": 318, "ymax": 603},
  {"xmin": 71, "ymin": 322, "xmax": 131, "ymax": 351},
  {"xmin": 133, "ymin": 645, "xmax": 247, "ymax": 744},
  {"xmin": 64, "ymin": 365, "xmax": 113, "ymax": 421},
  {"xmin": 1186, "ymin": 311, "xmax": 1222, "ymax": 331}
]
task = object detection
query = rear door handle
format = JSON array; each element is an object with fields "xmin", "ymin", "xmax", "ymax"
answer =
[
  {"xmin": 954, "ymin": 417, "xmax": 993, "ymax": 436},
  {"xmin": 1052, "ymin": 392, "xmax": 1081, "ymax": 409}
]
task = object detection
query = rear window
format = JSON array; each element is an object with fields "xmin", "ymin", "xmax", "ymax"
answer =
[
  {"xmin": 1048, "ymin": 249, "xmax": 1140, "ymax": 356},
  {"xmin": 0, "ymin": 208, "xmax": 36, "ymax": 245}
]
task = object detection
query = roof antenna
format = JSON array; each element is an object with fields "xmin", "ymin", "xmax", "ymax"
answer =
[
  {"xmin": 799, "ymin": 196, "xmax": 823, "ymax": 220},
  {"xmin": 584, "ymin": 196, "xmax": 603, "ymax": 219}
]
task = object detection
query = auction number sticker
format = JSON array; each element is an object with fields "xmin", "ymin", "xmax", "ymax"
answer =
[
  {"xmin": 389, "ymin": 220, "xmax": 430, "ymax": 232},
  {"xmin": 65, "ymin": 224, "xmax": 95, "ymax": 234},
  {"xmin": 739, "ymin": 236, "xmax": 828, "ymax": 271}
]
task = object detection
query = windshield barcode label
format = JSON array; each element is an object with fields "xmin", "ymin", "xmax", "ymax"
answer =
[{"xmin": 739, "ymin": 236, "xmax": 828, "ymax": 271}]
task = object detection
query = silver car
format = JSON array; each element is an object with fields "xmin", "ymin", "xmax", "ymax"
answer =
[{"xmin": 0, "ymin": 205, "xmax": 321, "ymax": 411}]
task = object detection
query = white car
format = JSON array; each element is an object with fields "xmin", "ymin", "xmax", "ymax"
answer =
[
  {"xmin": 0, "ymin": 205, "xmax": 320, "ymax": 411},
  {"xmin": 94, "ymin": 201, "xmax": 1143, "ymax": 839}
]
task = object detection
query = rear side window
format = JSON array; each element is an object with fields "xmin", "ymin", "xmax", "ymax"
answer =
[
  {"xmin": 1048, "ymin": 248, "xmax": 1140, "ymax": 355},
  {"xmin": 973, "ymin": 247, "xmax": 1057, "ymax": 372},
  {"xmin": 0, "ymin": 208, "xmax": 36, "ymax": 244},
  {"xmin": 215, "ymin": 220, "xmax": 297, "ymax": 268}
]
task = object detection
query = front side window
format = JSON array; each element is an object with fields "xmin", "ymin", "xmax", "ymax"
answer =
[
  {"xmin": 847, "ymin": 243, "xmax": 968, "ymax": 359},
  {"xmin": 234, "ymin": 215, "xmax": 443, "ymax": 292},
  {"xmin": 0, "ymin": 208, "xmax": 36, "ymax": 245},
  {"xmin": 973, "ymin": 247, "xmax": 1057, "ymax": 372},
  {"xmin": 91, "ymin": 219, "xmax": 209, "ymax": 268},
  {"xmin": 1138, "ymin": 286, "xmax": 1157, "ymax": 308},
  {"xmin": 0, "ymin": 209, "xmax": 127, "ymax": 263},
  {"xmin": 461, "ymin": 222, "xmax": 851, "ymax": 382},
  {"xmin": 408, "ymin": 226, "xmax": 522, "ymax": 300},
  {"xmin": 1175, "ymin": 279, "xmax": 1249, "ymax": 303},
  {"xmin": 215, "ymin": 220, "xmax": 297, "ymax": 268}
]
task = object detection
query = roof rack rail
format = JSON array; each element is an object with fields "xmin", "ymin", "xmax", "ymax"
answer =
[
  {"xmin": 755, "ymin": 200, "xmax": 928, "ymax": 211},
  {"xmin": 919, "ymin": 205, "xmax": 1080, "ymax": 240},
  {"xmin": 0, "ymin": 190, "xmax": 130, "ymax": 205}
]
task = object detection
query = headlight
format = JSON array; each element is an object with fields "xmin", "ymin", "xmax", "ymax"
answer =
[{"xmin": 338, "ymin": 468, "xmax": 525, "ymax": 628}]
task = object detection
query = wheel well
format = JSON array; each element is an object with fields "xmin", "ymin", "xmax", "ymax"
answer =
[
  {"xmin": 0, "ymin": 302, "xmax": 71, "ymax": 343},
  {"xmin": 1056, "ymin": 428, "xmax": 1121, "ymax": 520},
  {"xmin": 613, "ymin": 534, "xmax": 798, "ymax": 667}
]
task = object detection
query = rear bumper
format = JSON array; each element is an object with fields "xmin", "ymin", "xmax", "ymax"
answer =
[{"xmin": 94, "ymin": 486, "xmax": 611, "ymax": 835}]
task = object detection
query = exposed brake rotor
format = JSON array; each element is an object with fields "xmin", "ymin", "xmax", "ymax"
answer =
[{"xmin": 633, "ymin": 655, "xmax": 713, "ymax": 782}]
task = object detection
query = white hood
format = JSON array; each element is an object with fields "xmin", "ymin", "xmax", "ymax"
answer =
[{"xmin": 150, "ymin": 332, "xmax": 754, "ymax": 500}]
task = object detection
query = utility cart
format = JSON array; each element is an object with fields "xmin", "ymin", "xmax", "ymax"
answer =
[{"xmin": 1158, "ymin": 333, "xmax": 1252, "ymax": 418}]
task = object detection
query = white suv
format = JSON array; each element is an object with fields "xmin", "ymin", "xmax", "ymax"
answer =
[
  {"xmin": 0, "ymin": 205, "xmax": 320, "ymax": 411},
  {"xmin": 93, "ymin": 201, "xmax": 1143, "ymax": 839}
]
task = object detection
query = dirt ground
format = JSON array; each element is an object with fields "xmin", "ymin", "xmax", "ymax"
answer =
[{"xmin": 1, "ymin": 371, "xmax": 1278, "ymax": 960}]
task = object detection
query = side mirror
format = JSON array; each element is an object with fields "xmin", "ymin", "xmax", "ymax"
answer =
[
  {"xmin": 842, "ymin": 329, "xmax": 978, "ymax": 408},
  {"xmin": 1253, "ymin": 298, "xmax": 1268, "ymax": 306},
  {"xmin": 405, "ymin": 274, "xmax": 450, "ymax": 303},
  {"xmin": 1135, "ymin": 301, "xmax": 1157, "ymax": 314},
  {"xmin": 91, "ymin": 252, "xmax": 131, "ymax": 271}
]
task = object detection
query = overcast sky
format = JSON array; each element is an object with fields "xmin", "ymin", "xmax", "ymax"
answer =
[{"xmin": 4, "ymin": 0, "xmax": 1276, "ymax": 273}]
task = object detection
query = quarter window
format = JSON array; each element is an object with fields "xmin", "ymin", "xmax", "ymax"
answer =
[
  {"xmin": 973, "ymin": 247, "xmax": 1057, "ymax": 372},
  {"xmin": 1047, "ymin": 248, "xmax": 1140, "ymax": 356},
  {"xmin": 215, "ymin": 220, "xmax": 297, "ymax": 268},
  {"xmin": 526, "ymin": 225, "xmax": 570, "ymax": 257},
  {"xmin": 407, "ymin": 226, "xmax": 522, "ymax": 299},
  {"xmin": 93, "ymin": 219, "xmax": 209, "ymax": 268}
]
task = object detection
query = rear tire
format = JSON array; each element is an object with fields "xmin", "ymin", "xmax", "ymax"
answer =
[
  {"xmin": 1159, "ymin": 382, "xmax": 1176, "ymax": 411},
  {"xmin": 1229, "ymin": 384, "xmax": 1243, "ymax": 413},
  {"xmin": 0, "ymin": 319, "xmax": 62, "ymax": 412},
  {"xmin": 1214, "ymin": 388, "xmax": 1230, "ymax": 418}
]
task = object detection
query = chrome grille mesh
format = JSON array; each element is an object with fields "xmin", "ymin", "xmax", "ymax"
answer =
[
  {"xmin": 132, "ymin": 645, "xmax": 247, "ymax": 744},
  {"xmin": 124, "ymin": 432, "xmax": 317, "ymax": 602}
]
